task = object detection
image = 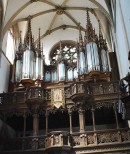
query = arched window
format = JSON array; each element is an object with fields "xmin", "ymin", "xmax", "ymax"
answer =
[
  {"xmin": 6, "ymin": 29, "xmax": 15, "ymax": 64},
  {"xmin": 49, "ymin": 40, "xmax": 78, "ymax": 81}
]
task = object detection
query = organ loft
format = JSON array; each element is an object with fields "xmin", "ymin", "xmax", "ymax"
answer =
[{"xmin": 0, "ymin": 1, "xmax": 130, "ymax": 154}]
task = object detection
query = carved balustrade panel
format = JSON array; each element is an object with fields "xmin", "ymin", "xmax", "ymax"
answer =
[
  {"xmin": 69, "ymin": 81, "xmax": 119, "ymax": 98},
  {"xmin": 121, "ymin": 130, "xmax": 129, "ymax": 142},
  {"xmin": 87, "ymin": 134, "xmax": 95, "ymax": 145},
  {"xmin": 72, "ymin": 129, "xmax": 130, "ymax": 147},
  {"xmin": 45, "ymin": 131, "xmax": 71, "ymax": 148},
  {"xmin": 73, "ymin": 135, "xmax": 80, "ymax": 146},
  {"xmin": 26, "ymin": 88, "xmax": 44, "ymax": 100},
  {"xmin": 88, "ymin": 82, "xmax": 119, "ymax": 95},
  {"xmin": 72, "ymin": 133, "xmax": 95, "ymax": 146},
  {"xmin": 97, "ymin": 132, "xmax": 119, "ymax": 144},
  {"xmin": 71, "ymin": 82, "xmax": 85, "ymax": 96}
]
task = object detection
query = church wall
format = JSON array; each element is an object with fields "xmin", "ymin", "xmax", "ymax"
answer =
[
  {"xmin": 114, "ymin": 0, "xmax": 129, "ymax": 78},
  {"xmin": 120, "ymin": 0, "xmax": 130, "ymax": 50},
  {"xmin": 0, "ymin": 50, "xmax": 10, "ymax": 93}
]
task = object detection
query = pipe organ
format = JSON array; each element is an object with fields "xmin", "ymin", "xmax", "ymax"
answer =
[
  {"xmin": 14, "ymin": 11, "xmax": 109, "ymax": 85},
  {"xmin": 1, "ymin": 10, "xmax": 128, "ymax": 154}
]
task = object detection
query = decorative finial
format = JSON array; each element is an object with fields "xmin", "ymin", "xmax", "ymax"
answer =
[
  {"xmin": 25, "ymin": 16, "xmax": 33, "ymax": 50},
  {"xmin": 86, "ymin": 10, "xmax": 95, "ymax": 43},
  {"xmin": 38, "ymin": 28, "xmax": 41, "ymax": 50},
  {"xmin": 78, "ymin": 23, "xmax": 83, "ymax": 47},
  {"xmin": 18, "ymin": 31, "xmax": 23, "ymax": 52},
  {"xmin": 99, "ymin": 20, "xmax": 103, "ymax": 39},
  {"xmin": 41, "ymin": 43, "xmax": 43, "ymax": 54},
  {"xmin": 98, "ymin": 20, "xmax": 105, "ymax": 49},
  {"xmin": 60, "ymin": 40, "xmax": 62, "ymax": 51},
  {"xmin": 15, "ymin": 31, "xmax": 23, "ymax": 60},
  {"xmin": 86, "ymin": 10, "xmax": 91, "ymax": 27}
]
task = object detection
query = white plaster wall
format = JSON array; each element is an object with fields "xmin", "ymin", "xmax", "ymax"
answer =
[
  {"xmin": 120, "ymin": 0, "xmax": 130, "ymax": 50},
  {"xmin": 0, "ymin": 51, "xmax": 10, "ymax": 93},
  {"xmin": 115, "ymin": 0, "xmax": 129, "ymax": 78}
]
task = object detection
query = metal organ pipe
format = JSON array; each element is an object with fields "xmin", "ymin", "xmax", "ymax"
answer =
[
  {"xmin": 58, "ymin": 62, "xmax": 65, "ymax": 81},
  {"xmin": 86, "ymin": 42, "xmax": 100, "ymax": 72},
  {"xmin": 79, "ymin": 51, "xmax": 85, "ymax": 75},
  {"xmin": 101, "ymin": 49, "xmax": 109, "ymax": 72},
  {"xmin": 22, "ymin": 49, "xmax": 34, "ymax": 79},
  {"xmin": 15, "ymin": 59, "xmax": 22, "ymax": 81},
  {"xmin": 36, "ymin": 56, "xmax": 41, "ymax": 79}
]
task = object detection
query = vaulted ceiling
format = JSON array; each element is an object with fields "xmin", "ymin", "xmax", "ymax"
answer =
[{"xmin": 1, "ymin": 0, "xmax": 112, "ymax": 64}]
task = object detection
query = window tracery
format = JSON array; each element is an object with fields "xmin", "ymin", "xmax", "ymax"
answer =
[{"xmin": 50, "ymin": 42, "xmax": 77, "ymax": 69}]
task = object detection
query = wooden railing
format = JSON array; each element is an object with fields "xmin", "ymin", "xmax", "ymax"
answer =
[
  {"xmin": 72, "ymin": 128, "xmax": 130, "ymax": 147},
  {"xmin": 69, "ymin": 81, "xmax": 119, "ymax": 96},
  {"xmin": 2, "ymin": 128, "xmax": 130, "ymax": 152},
  {"xmin": 0, "ymin": 81, "xmax": 120, "ymax": 105},
  {"xmin": 45, "ymin": 131, "xmax": 71, "ymax": 148}
]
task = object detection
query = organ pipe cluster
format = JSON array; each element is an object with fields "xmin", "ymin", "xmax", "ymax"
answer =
[
  {"xmin": 15, "ymin": 17, "xmax": 44, "ymax": 82},
  {"xmin": 77, "ymin": 10, "xmax": 109, "ymax": 75}
]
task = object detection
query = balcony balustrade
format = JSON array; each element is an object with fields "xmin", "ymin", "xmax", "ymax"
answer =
[
  {"xmin": 0, "ymin": 81, "xmax": 120, "ymax": 106},
  {"xmin": 1, "ymin": 129, "xmax": 130, "ymax": 152},
  {"xmin": 72, "ymin": 128, "xmax": 130, "ymax": 147},
  {"xmin": 45, "ymin": 131, "xmax": 71, "ymax": 149}
]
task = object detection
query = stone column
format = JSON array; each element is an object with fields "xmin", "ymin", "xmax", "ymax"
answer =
[
  {"xmin": 33, "ymin": 113, "xmax": 39, "ymax": 136},
  {"xmin": 91, "ymin": 107, "xmax": 96, "ymax": 131},
  {"xmin": 46, "ymin": 110, "xmax": 49, "ymax": 135},
  {"xmin": 78, "ymin": 108, "xmax": 85, "ymax": 132},
  {"xmin": 113, "ymin": 103, "xmax": 119, "ymax": 129},
  {"xmin": 68, "ymin": 110, "xmax": 73, "ymax": 134}
]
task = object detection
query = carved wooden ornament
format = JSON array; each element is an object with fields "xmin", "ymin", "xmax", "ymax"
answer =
[{"xmin": 51, "ymin": 88, "xmax": 65, "ymax": 108}]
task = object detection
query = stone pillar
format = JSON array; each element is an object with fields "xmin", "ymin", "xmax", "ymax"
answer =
[
  {"xmin": 78, "ymin": 108, "xmax": 85, "ymax": 132},
  {"xmin": 113, "ymin": 103, "xmax": 119, "ymax": 129},
  {"xmin": 33, "ymin": 113, "xmax": 39, "ymax": 136},
  {"xmin": 46, "ymin": 110, "xmax": 49, "ymax": 135},
  {"xmin": 68, "ymin": 110, "xmax": 73, "ymax": 134},
  {"xmin": 91, "ymin": 107, "xmax": 96, "ymax": 131}
]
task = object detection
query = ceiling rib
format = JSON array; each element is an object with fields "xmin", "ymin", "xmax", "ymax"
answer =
[
  {"xmin": 46, "ymin": 0, "xmax": 70, "ymax": 32},
  {"xmin": 39, "ymin": 0, "xmax": 57, "ymax": 7},
  {"xmin": 35, "ymin": 24, "xmax": 84, "ymax": 44},
  {"xmin": 61, "ymin": 0, "xmax": 70, "ymax": 6},
  {"xmin": 47, "ymin": 13, "xmax": 57, "ymax": 31},
  {"xmin": 65, "ymin": 7, "xmax": 93, "ymax": 11},
  {"xmin": 3, "ymin": 3, "xmax": 106, "ymax": 39},
  {"xmin": 32, "ymin": 9, "xmax": 57, "ymax": 18}
]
